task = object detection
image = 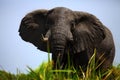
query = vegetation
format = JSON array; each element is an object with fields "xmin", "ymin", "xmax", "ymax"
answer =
[
  {"xmin": 0, "ymin": 50, "xmax": 120, "ymax": 80},
  {"xmin": 0, "ymin": 63, "xmax": 120, "ymax": 80}
]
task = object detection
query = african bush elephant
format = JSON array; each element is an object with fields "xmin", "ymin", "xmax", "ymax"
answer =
[{"xmin": 19, "ymin": 7, "xmax": 115, "ymax": 71}]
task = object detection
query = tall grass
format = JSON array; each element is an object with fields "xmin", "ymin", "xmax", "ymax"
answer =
[
  {"xmin": 0, "ymin": 63, "xmax": 120, "ymax": 80},
  {"xmin": 0, "ymin": 49, "xmax": 120, "ymax": 80}
]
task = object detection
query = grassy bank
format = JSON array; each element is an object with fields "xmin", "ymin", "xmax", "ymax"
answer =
[
  {"xmin": 0, "ymin": 63, "xmax": 120, "ymax": 80},
  {"xmin": 0, "ymin": 51, "xmax": 120, "ymax": 80}
]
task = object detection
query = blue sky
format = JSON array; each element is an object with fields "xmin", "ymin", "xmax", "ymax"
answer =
[{"xmin": 0, "ymin": 0, "xmax": 120, "ymax": 74}]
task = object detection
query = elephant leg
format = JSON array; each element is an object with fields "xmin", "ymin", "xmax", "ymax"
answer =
[{"xmin": 73, "ymin": 51, "xmax": 89, "ymax": 71}]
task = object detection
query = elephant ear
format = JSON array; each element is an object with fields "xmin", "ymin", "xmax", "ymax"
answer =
[
  {"xmin": 19, "ymin": 10, "xmax": 49, "ymax": 52},
  {"xmin": 72, "ymin": 11, "xmax": 105, "ymax": 53}
]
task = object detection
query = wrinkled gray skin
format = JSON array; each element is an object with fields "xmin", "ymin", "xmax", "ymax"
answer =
[{"xmin": 19, "ymin": 7, "xmax": 115, "ymax": 71}]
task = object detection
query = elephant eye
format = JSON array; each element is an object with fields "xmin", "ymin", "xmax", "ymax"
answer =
[{"xmin": 70, "ymin": 21, "xmax": 75, "ymax": 31}]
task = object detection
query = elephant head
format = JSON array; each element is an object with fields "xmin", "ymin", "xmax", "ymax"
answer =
[{"xmin": 19, "ymin": 7, "xmax": 115, "ymax": 70}]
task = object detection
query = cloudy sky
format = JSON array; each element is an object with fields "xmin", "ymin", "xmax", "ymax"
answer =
[{"xmin": 0, "ymin": 0, "xmax": 120, "ymax": 74}]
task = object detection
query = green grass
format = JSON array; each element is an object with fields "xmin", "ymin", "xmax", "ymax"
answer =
[
  {"xmin": 0, "ymin": 63, "xmax": 120, "ymax": 80},
  {"xmin": 0, "ymin": 50, "xmax": 120, "ymax": 80}
]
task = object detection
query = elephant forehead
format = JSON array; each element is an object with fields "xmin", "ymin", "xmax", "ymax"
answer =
[
  {"xmin": 47, "ymin": 8, "xmax": 74, "ymax": 20},
  {"xmin": 50, "ymin": 7, "xmax": 73, "ymax": 14}
]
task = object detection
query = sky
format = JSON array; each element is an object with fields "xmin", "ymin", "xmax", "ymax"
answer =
[{"xmin": 0, "ymin": 0, "xmax": 120, "ymax": 74}]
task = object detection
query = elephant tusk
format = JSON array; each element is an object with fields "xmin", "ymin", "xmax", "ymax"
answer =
[
  {"xmin": 43, "ymin": 37, "xmax": 48, "ymax": 41},
  {"xmin": 41, "ymin": 34, "xmax": 48, "ymax": 41}
]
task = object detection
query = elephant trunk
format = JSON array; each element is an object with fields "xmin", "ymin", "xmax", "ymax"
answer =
[
  {"xmin": 45, "ymin": 25, "xmax": 73, "ymax": 53},
  {"xmin": 51, "ymin": 27, "xmax": 68, "ymax": 53},
  {"xmin": 52, "ymin": 34, "xmax": 66, "ymax": 53},
  {"xmin": 45, "ymin": 25, "xmax": 73, "ymax": 69}
]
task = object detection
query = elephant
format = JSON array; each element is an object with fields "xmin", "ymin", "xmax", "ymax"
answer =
[{"xmin": 19, "ymin": 7, "xmax": 115, "ymax": 71}]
